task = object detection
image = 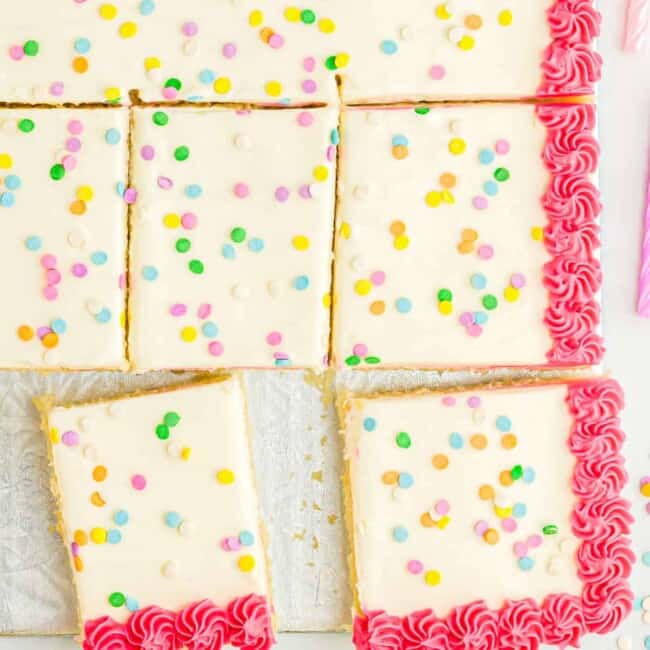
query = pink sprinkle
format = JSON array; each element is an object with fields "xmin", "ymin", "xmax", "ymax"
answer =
[
  {"xmin": 442, "ymin": 396, "xmax": 456, "ymax": 407},
  {"xmin": 478, "ymin": 245, "xmax": 494, "ymax": 260},
  {"xmin": 62, "ymin": 155, "xmax": 77, "ymax": 171},
  {"xmin": 71, "ymin": 542, "xmax": 80, "ymax": 557},
  {"xmin": 303, "ymin": 56, "xmax": 316, "ymax": 72},
  {"xmin": 429, "ymin": 65, "xmax": 446, "ymax": 80},
  {"xmin": 434, "ymin": 499, "xmax": 450, "ymax": 516},
  {"xmin": 227, "ymin": 537, "xmax": 241, "ymax": 552},
  {"xmin": 495, "ymin": 139, "xmax": 510, "ymax": 155},
  {"xmin": 326, "ymin": 145, "xmax": 336, "ymax": 162},
  {"xmin": 118, "ymin": 273, "xmax": 126, "ymax": 290},
  {"xmin": 182, "ymin": 21, "xmax": 199, "ymax": 37},
  {"xmin": 46, "ymin": 269, "xmax": 62, "ymax": 285},
  {"xmin": 49, "ymin": 81, "xmax": 65, "ymax": 97},
  {"xmin": 352, "ymin": 343, "xmax": 368, "ymax": 357},
  {"xmin": 641, "ymin": 476, "xmax": 650, "ymax": 486},
  {"xmin": 472, "ymin": 196, "xmax": 488, "ymax": 210},
  {"xmin": 275, "ymin": 186, "xmax": 290, "ymax": 202},
  {"xmin": 268, "ymin": 33, "xmax": 284, "ymax": 49},
  {"xmin": 140, "ymin": 145, "xmax": 155, "ymax": 160},
  {"xmin": 370, "ymin": 270, "xmax": 385, "ymax": 286},
  {"xmin": 233, "ymin": 182, "xmax": 250, "ymax": 198},
  {"xmin": 266, "ymin": 331, "xmax": 282, "ymax": 346},
  {"xmin": 170, "ymin": 303, "xmax": 187, "ymax": 317},
  {"xmin": 68, "ymin": 120, "xmax": 84, "ymax": 135},
  {"xmin": 162, "ymin": 86, "xmax": 177, "ymax": 100},
  {"xmin": 157, "ymin": 176, "xmax": 173, "ymax": 190},
  {"xmin": 71, "ymin": 263, "xmax": 88, "ymax": 278},
  {"xmin": 123, "ymin": 187, "xmax": 137, "ymax": 204},
  {"xmin": 197, "ymin": 303, "xmax": 211, "ymax": 319},
  {"xmin": 9, "ymin": 45, "xmax": 24, "ymax": 61},
  {"xmin": 208, "ymin": 341, "xmax": 224, "ymax": 356},
  {"xmin": 501, "ymin": 518, "xmax": 517, "ymax": 533},
  {"xmin": 459, "ymin": 311, "xmax": 473, "ymax": 327},
  {"xmin": 273, "ymin": 352, "xmax": 289, "ymax": 361},
  {"xmin": 646, "ymin": 502, "xmax": 650, "ymax": 515},
  {"xmin": 43, "ymin": 286, "xmax": 58, "ymax": 301},
  {"xmin": 181, "ymin": 212, "xmax": 197, "ymax": 229},
  {"xmin": 37, "ymin": 327, "xmax": 51, "ymax": 339},
  {"xmin": 474, "ymin": 520, "xmax": 489, "ymax": 536},
  {"xmin": 298, "ymin": 184, "xmax": 312, "ymax": 199},
  {"xmin": 527, "ymin": 534, "xmax": 543, "ymax": 549},
  {"xmin": 222, "ymin": 42, "xmax": 237, "ymax": 59},
  {"xmin": 297, "ymin": 111, "xmax": 314, "ymax": 127},
  {"xmin": 220, "ymin": 538, "xmax": 231, "ymax": 551},
  {"xmin": 466, "ymin": 324, "xmax": 483, "ymax": 337},
  {"xmin": 41, "ymin": 254, "xmax": 57, "ymax": 269},
  {"xmin": 467, "ymin": 396, "xmax": 481, "ymax": 408},
  {"xmin": 407, "ymin": 560, "xmax": 423, "ymax": 575},
  {"xmin": 510, "ymin": 273, "xmax": 526, "ymax": 289},
  {"xmin": 513, "ymin": 542, "xmax": 528, "ymax": 558},
  {"xmin": 62, "ymin": 430, "xmax": 79, "ymax": 446},
  {"xmin": 66, "ymin": 137, "xmax": 81, "ymax": 153},
  {"xmin": 302, "ymin": 79, "xmax": 317, "ymax": 94},
  {"xmin": 131, "ymin": 474, "xmax": 147, "ymax": 491}
]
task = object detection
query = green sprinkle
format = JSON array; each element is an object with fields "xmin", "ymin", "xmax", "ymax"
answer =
[
  {"xmin": 494, "ymin": 167, "xmax": 510, "ymax": 182},
  {"xmin": 164, "ymin": 77, "xmax": 182, "ymax": 90},
  {"xmin": 301, "ymin": 9, "xmax": 316, "ymax": 24},
  {"xmin": 50, "ymin": 164, "xmax": 65, "ymax": 181},
  {"xmin": 345, "ymin": 355, "xmax": 361, "ymax": 366},
  {"xmin": 174, "ymin": 145, "xmax": 189, "ymax": 161},
  {"xmin": 155, "ymin": 424, "xmax": 170, "ymax": 440},
  {"xmin": 23, "ymin": 40, "xmax": 39, "ymax": 56},
  {"xmin": 164, "ymin": 411, "xmax": 181, "ymax": 427},
  {"xmin": 482, "ymin": 294, "xmax": 498, "ymax": 310},
  {"xmin": 18, "ymin": 118, "xmax": 35, "ymax": 133},
  {"xmin": 542, "ymin": 524, "xmax": 559, "ymax": 535},
  {"xmin": 414, "ymin": 107, "xmax": 430, "ymax": 115},
  {"xmin": 188, "ymin": 259, "xmax": 204, "ymax": 274},
  {"xmin": 364, "ymin": 356, "xmax": 381, "ymax": 365},
  {"xmin": 510, "ymin": 464, "xmax": 523, "ymax": 480},
  {"xmin": 231, "ymin": 227, "xmax": 247, "ymax": 243},
  {"xmin": 437, "ymin": 288, "xmax": 453, "ymax": 302},
  {"xmin": 108, "ymin": 592, "xmax": 126, "ymax": 608},
  {"xmin": 396, "ymin": 432, "xmax": 411, "ymax": 449},
  {"xmin": 152, "ymin": 111, "xmax": 169, "ymax": 126},
  {"xmin": 325, "ymin": 55, "xmax": 337, "ymax": 70},
  {"xmin": 175, "ymin": 238, "xmax": 191, "ymax": 253}
]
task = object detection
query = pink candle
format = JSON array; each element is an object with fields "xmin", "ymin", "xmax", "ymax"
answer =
[
  {"xmin": 636, "ymin": 157, "xmax": 650, "ymax": 316},
  {"xmin": 624, "ymin": 0, "xmax": 650, "ymax": 53}
]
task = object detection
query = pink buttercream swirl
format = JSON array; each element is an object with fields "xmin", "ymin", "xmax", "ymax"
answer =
[
  {"xmin": 498, "ymin": 600, "xmax": 543, "ymax": 650},
  {"xmin": 227, "ymin": 594, "xmax": 275, "ymax": 650},
  {"xmin": 126, "ymin": 606, "xmax": 180, "ymax": 650},
  {"xmin": 353, "ymin": 610, "xmax": 403, "ymax": 650},
  {"xmin": 539, "ymin": 43, "xmax": 602, "ymax": 97},
  {"xmin": 175, "ymin": 600, "xmax": 230, "ymax": 650},
  {"xmin": 83, "ymin": 617, "xmax": 137, "ymax": 650},
  {"xmin": 543, "ymin": 130, "xmax": 599, "ymax": 176},
  {"xmin": 544, "ymin": 217, "xmax": 600, "ymax": 259},
  {"xmin": 547, "ymin": 0, "xmax": 602, "ymax": 44},
  {"xmin": 543, "ymin": 256, "xmax": 601, "ymax": 304},
  {"xmin": 401, "ymin": 609, "xmax": 449, "ymax": 650},
  {"xmin": 540, "ymin": 594, "xmax": 585, "ymax": 649},
  {"xmin": 536, "ymin": 104, "xmax": 596, "ymax": 132},
  {"xmin": 543, "ymin": 174, "xmax": 602, "ymax": 225},
  {"xmin": 446, "ymin": 601, "xmax": 498, "ymax": 650}
]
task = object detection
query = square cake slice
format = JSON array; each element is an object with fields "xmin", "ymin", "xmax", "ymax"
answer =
[
  {"xmin": 129, "ymin": 106, "xmax": 338, "ymax": 371},
  {"xmin": 41, "ymin": 375, "xmax": 275, "ymax": 650},
  {"xmin": 332, "ymin": 103, "xmax": 602, "ymax": 369},
  {"xmin": 342, "ymin": 379, "xmax": 632, "ymax": 649},
  {"xmin": 0, "ymin": 108, "xmax": 128, "ymax": 370}
]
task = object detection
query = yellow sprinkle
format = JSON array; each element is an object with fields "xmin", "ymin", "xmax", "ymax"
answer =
[
  {"xmin": 90, "ymin": 527, "xmax": 107, "ymax": 544},
  {"xmin": 284, "ymin": 7, "xmax": 300, "ymax": 21},
  {"xmin": 119, "ymin": 21, "xmax": 137, "ymax": 38},
  {"xmin": 435, "ymin": 3, "xmax": 452, "ymax": 20},
  {"xmin": 504, "ymin": 286, "xmax": 520, "ymax": 302},
  {"xmin": 50, "ymin": 428, "xmax": 60, "ymax": 444},
  {"xmin": 438, "ymin": 301, "xmax": 453, "ymax": 315},
  {"xmin": 355, "ymin": 279, "xmax": 372, "ymax": 296},
  {"xmin": 441, "ymin": 189, "xmax": 455, "ymax": 204},
  {"xmin": 180, "ymin": 326, "xmax": 197, "ymax": 343},
  {"xmin": 99, "ymin": 3, "xmax": 117, "ymax": 20},
  {"xmin": 0, "ymin": 153, "xmax": 13, "ymax": 169},
  {"xmin": 313, "ymin": 165, "xmax": 329, "ymax": 182},
  {"xmin": 340, "ymin": 222, "xmax": 351, "ymax": 239},
  {"xmin": 426, "ymin": 190, "xmax": 442, "ymax": 207},
  {"xmin": 292, "ymin": 235, "xmax": 310, "ymax": 251},
  {"xmin": 144, "ymin": 56, "xmax": 161, "ymax": 71},
  {"xmin": 265, "ymin": 81, "xmax": 283, "ymax": 97},
  {"xmin": 181, "ymin": 447, "xmax": 192, "ymax": 461},
  {"xmin": 494, "ymin": 505, "xmax": 513, "ymax": 519},
  {"xmin": 319, "ymin": 18, "xmax": 336, "ymax": 33},
  {"xmin": 213, "ymin": 77, "xmax": 232, "ymax": 95},
  {"xmin": 434, "ymin": 516, "xmax": 450, "ymax": 530},
  {"xmin": 641, "ymin": 483, "xmax": 650, "ymax": 497},
  {"xmin": 163, "ymin": 213, "xmax": 180, "ymax": 228},
  {"xmin": 531, "ymin": 226, "xmax": 543, "ymax": 241},
  {"xmin": 104, "ymin": 87, "xmax": 121, "ymax": 102},
  {"xmin": 322, "ymin": 293, "xmax": 332, "ymax": 308},
  {"xmin": 394, "ymin": 234, "xmax": 409, "ymax": 250},
  {"xmin": 77, "ymin": 186, "xmax": 94, "ymax": 202},
  {"xmin": 238, "ymin": 554, "xmax": 256, "ymax": 572},
  {"xmin": 499, "ymin": 10, "xmax": 513, "ymax": 26},
  {"xmin": 424, "ymin": 570, "xmax": 441, "ymax": 586},
  {"xmin": 217, "ymin": 469, "xmax": 235, "ymax": 485},
  {"xmin": 120, "ymin": 311, "xmax": 126, "ymax": 328},
  {"xmin": 458, "ymin": 35, "xmax": 475, "ymax": 50},
  {"xmin": 448, "ymin": 138, "xmax": 466, "ymax": 155},
  {"xmin": 249, "ymin": 10, "xmax": 264, "ymax": 27},
  {"xmin": 334, "ymin": 53, "xmax": 350, "ymax": 68}
]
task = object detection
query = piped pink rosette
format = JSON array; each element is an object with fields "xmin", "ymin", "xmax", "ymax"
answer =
[
  {"xmin": 82, "ymin": 594, "xmax": 275, "ymax": 650},
  {"xmin": 352, "ymin": 379, "xmax": 633, "ymax": 650},
  {"xmin": 536, "ymin": 103, "xmax": 605, "ymax": 366},
  {"xmin": 539, "ymin": 0, "xmax": 602, "ymax": 96}
]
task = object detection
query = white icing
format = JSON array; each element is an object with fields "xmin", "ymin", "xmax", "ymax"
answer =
[
  {"xmin": 0, "ymin": 108, "xmax": 127, "ymax": 369},
  {"xmin": 129, "ymin": 106, "xmax": 337, "ymax": 370},
  {"xmin": 333, "ymin": 104, "xmax": 553, "ymax": 368},
  {"xmin": 47, "ymin": 377, "xmax": 270, "ymax": 623},
  {"xmin": 345, "ymin": 384, "xmax": 581, "ymax": 618}
]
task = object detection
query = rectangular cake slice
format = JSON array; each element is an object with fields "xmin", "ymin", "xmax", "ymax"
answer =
[
  {"xmin": 41, "ymin": 375, "xmax": 275, "ymax": 650},
  {"xmin": 342, "ymin": 379, "xmax": 632, "ymax": 649},
  {"xmin": 332, "ymin": 103, "xmax": 602, "ymax": 369},
  {"xmin": 0, "ymin": 108, "xmax": 128, "ymax": 370},
  {"xmin": 129, "ymin": 106, "xmax": 337, "ymax": 370}
]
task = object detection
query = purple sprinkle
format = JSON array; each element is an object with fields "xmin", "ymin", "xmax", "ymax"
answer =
[
  {"xmin": 298, "ymin": 184, "xmax": 312, "ymax": 199},
  {"xmin": 473, "ymin": 196, "xmax": 488, "ymax": 210},
  {"xmin": 62, "ymin": 430, "xmax": 80, "ymax": 447},
  {"xmin": 140, "ymin": 145, "xmax": 155, "ymax": 161},
  {"xmin": 157, "ymin": 176, "xmax": 173, "ymax": 190},
  {"xmin": 71, "ymin": 263, "xmax": 88, "ymax": 278},
  {"xmin": 459, "ymin": 312, "xmax": 473, "ymax": 327},
  {"xmin": 222, "ymin": 42, "xmax": 237, "ymax": 59},
  {"xmin": 66, "ymin": 137, "xmax": 82, "ymax": 153},
  {"xmin": 302, "ymin": 79, "xmax": 317, "ymax": 94},
  {"xmin": 182, "ymin": 21, "xmax": 198, "ymax": 37},
  {"xmin": 50, "ymin": 81, "xmax": 65, "ymax": 97},
  {"xmin": 511, "ymin": 273, "xmax": 526, "ymax": 289},
  {"xmin": 467, "ymin": 396, "xmax": 481, "ymax": 408},
  {"xmin": 37, "ymin": 326, "xmax": 52, "ymax": 339},
  {"xmin": 197, "ymin": 303, "xmax": 212, "ymax": 319},
  {"xmin": 275, "ymin": 186, "xmax": 290, "ymax": 202},
  {"xmin": 169, "ymin": 303, "xmax": 187, "ymax": 317},
  {"xmin": 123, "ymin": 188, "xmax": 137, "ymax": 204}
]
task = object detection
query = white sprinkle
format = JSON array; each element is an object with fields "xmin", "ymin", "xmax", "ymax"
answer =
[
  {"xmin": 366, "ymin": 111, "xmax": 382, "ymax": 126},
  {"xmin": 616, "ymin": 636, "xmax": 632, "ymax": 650},
  {"xmin": 350, "ymin": 255, "xmax": 365, "ymax": 272},
  {"xmin": 559, "ymin": 537, "xmax": 576, "ymax": 554},
  {"xmin": 391, "ymin": 487, "xmax": 405, "ymax": 503},
  {"xmin": 167, "ymin": 441, "xmax": 182, "ymax": 458},
  {"xmin": 231, "ymin": 284, "xmax": 251, "ymax": 300},
  {"xmin": 182, "ymin": 39, "xmax": 198, "ymax": 56},
  {"xmin": 472, "ymin": 407, "xmax": 486, "ymax": 424},
  {"xmin": 67, "ymin": 228, "xmax": 87, "ymax": 249},
  {"xmin": 161, "ymin": 561, "xmax": 179, "ymax": 579},
  {"xmin": 353, "ymin": 185, "xmax": 368, "ymax": 200},
  {"xmin": 643, "ymin": 610, "xmax": 650, "ymax": 624},
  {"xmin": 146, "ymin": 68, "xmax": 162, "ymax": 83},
  {"xmin": 449, "ymin": 119, "xmax": 464, "ymax": 135},
  {"xmin": 85, "ymin": 299, "xmax": 102, "ymax": 316},
  {"xmin": 106, "ymin": 402, "xmax": 123, "ymax": 418},
  {"xmin": 234, "ymin": 134, "xmax": 252, "ymax": 150},
  {"xmin": 547, "ymin": 556, "xmax": 562, "ymax": 575},
  {"xmin": 642, "ymin": 597, "xmax": 650, "ymax": 612},
  {"xmin": 398, "ymin": 25, "xmax": 412, "ymax": 41},
  {"xmin": 77, "ymin": 417, "xmax": 91, "ymax": 432},
  {"xmin": 83, "ymin": 445, "xmax": 99, "ymax": 462},
  {"xmin": 447, "ymin": 27, "xmax": 463, "ymax": 44},
  {"xmin": 178, "ymin": 520, "xmax": 196, "ymax": 537}
]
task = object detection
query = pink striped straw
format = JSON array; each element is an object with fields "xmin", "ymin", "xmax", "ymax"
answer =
[
  {"xmin": 636, "ymin": 156, "xmax": 650, "ymax": 316},
  {"xmin": 624, "ymin": 0, "xmax": 650, "ymax": 53}
]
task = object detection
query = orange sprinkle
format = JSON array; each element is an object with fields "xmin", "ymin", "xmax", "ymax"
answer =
[
  {"xmin": 74, "ymin": 556, "xmax": 84, "ymax": 572},
  {"xmin": 470, "ymin": 434, "xmax": 487, "ymax": 450},
  {"xmin": 461, "ymin": 228, "xmax": 478, "ymax": 242},
  {"xmin": 478, "ymin": 484, "xmax": 495, "ymax": 501},
  {"xmin": 70, "ymin": 199, "xmax": 87, "ymax": 215},
  {"xmin": 42, "ymin": 332, "xmax": 59, "ymax": 348},
  {"xmin": 90, "ymin": 491, "xmax": 106, "ymax": 507},
  {"xmin": 465, "ymin": 14, "xmax": 483, "ymax": 30},
  {"xmin": 420, "ymin": 512, "xmax": 436, "ymax": 528},
  {"xmin": 72, "ymin": 56, "xmax": 89, "ymax": 73},
  {"xmin": 439, "ymin": 172, "xmax": 457, "ymax": 189},
  {"xmin": 499, "ymin": 470, "xmax": 514, "ymax": 486},
  {"xmin": 390, "ymin": 220, "xmax": 406, "ymax": 236},
  {"xmin": 432, "ymin": 454, "xmax": 449, "ymax": 469},
  {"xmin": 17, "ymin": 325, "xmax": 34, "ymax": 341},
  {"xmin": 457, "ymin": 241, "xmax": 474, "ymax": 254},
  {"xmin": 501, "ymin": 434, "xmax": 517, "ymax": 449},
  {"xmin": 382, "ymin": 471, "xmax": 399, "ymax": 485},
  {"xmin": 259, "ymin": 27, "xmax": 273, "ymax": 43},
  {"xmin": 370, "ymin": 300, "xmax": 385, "ymax": 315},
  {"xmin": 392, "ymin": 145, "xmax": 409, "ymax": 160},
  {"xmin": 92, "ymin": 465, "xmax": 107, "ymax": 482},
  {"xmin": 483, "ymin": 528, "xmax": 499, "ymax": 545},
  {"xmin": 73, "ymin": 530, "xmax": 88, "ymax": 546}
]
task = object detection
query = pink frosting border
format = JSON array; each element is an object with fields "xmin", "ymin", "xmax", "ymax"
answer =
[
  {"xmin": 352, "ymin": 379, "xmax": 634, "ymax": 650},
  {"xmin": 82, "ymin": 593, "xmax": 275, "ymax": 650},
  {"xmin": 537, "ymin": 102, "xmax": 605, "ymax": 366},
  {"xmin": 539, "ymin": 0, "xmax": 603, "ymax": 97}
]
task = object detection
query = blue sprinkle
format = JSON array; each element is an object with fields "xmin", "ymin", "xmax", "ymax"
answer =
[
  {"xmin": 107, "ymin": 529, "xmax": 122, "ymax": 544},
  {"xmin": 449, "ymin": 432, "xmax": 464, "ymax": 449},
  {"xmin": 0, "ymin": 192, "xmax": 15, "ymax": 207},
  {"xmin": 522, "ymin": 467, "xmax": 536, "ymax": 484},
  {"xmin": 248, "ymin": 238, "xmax": 264, "ymax": 253},
  {"xmin": 222, "ymin": 243, "xmax": 236, "ymax": 260},
  {"xmin": 199, "ymin": 69, "xmax": 216, "ymax": 84},
  {"xmin": 479, "ymin": 149, "xmax": 495, "ymax": 165},
  {"xmin": 114, "ymin": 510, "xmax": 129, "ymax": 526},
  {"xmin": 74, "ymin": 37, "xmax": 91, "ymax": 54},
  {"xmin": 165, "ymin": 511, "xmax": 181, "ymax": 528},
  {"xmin": 470, "ymin": 273, "xmax": 487, "ymax": 290},
  {"xmin": 644, "ymin": 637, "xmax": 650, "ymax": 650},
  {"xmin": 139, "ymin": 0, "xmax": 155, "ymax": 15},
  {"xmin": 330, "ymin": 128, "xmax": 340, "ymax": 145},
  {"xmin": 518, "ymin": 556, "xmax": 534, "ymax": 571},
  {"xmin": 51, "ymin": 318, "xmax": 67, "ymax": 334},
  {"xmin": 392, "ymin": 526, "xmax": 409, "ymax": 543},
  {"xmin": 239, "ymin": 530, "xmax": 255, "ymax": 546},
  {"xmin": 392, "ymin": 134, "xmax": 409, "ymax": 147},
  {"xmin": 634, "ymin": 597, "xmax": 643, "ymax": 611},
  {"xmin": 95, "ymin": 308, "xmax": 112, "ymax": 324},
  {"xmin": 91, "ymin": 251, "xmax": 108, "ymax": 265},
  {"xmin": 142, "ymin": 265, "xmax": 158, "ymax": 281},
  {"xmin": 484, "ymin": 180, "xmax": 499, "ymax": 196},
  {"xmin": 5, "ymin": 174, "xmax": 21, "ymax": 190},
  {"xmin": 294, "ymin": 275, "xmax": 310, "ymax": 290},
  {"xmin": 275, "ymin": 358, "xmax": 291, "ymax": 367},
  {"xmin": 125, "ymin": 596, "xmax": 140, "ymax": 612},
  {"xmin": 105, "ymin": 128, "xmax": 121, "ymax": 145},
  {"xmin": 202, "ymin": 321, "xmax": 218, "ymax": 338},
  {"xmin": 395, "ymin": 297, "xmax": 412, "ymax": 313},
  {"xmin": 474, "ymin": 311, "xmax": 488, "ymax": 325},
  {"xmin": 185, "ymin": 184, "xmax": 203, "ymax": 199},
  {"xmin": 363, "ymin": 417, "xmax": 376, "ymax": 432},
  {"xmin": 496, "ymin": 415, "xmax": 512, "ymax": 432},
  {"xmin": 116, "ymin": 181, "xmax": 126, "ymax": 197},
  {"xmin": 381, "ymin": 39, "xmax": 398, "ymax": 55},
  {"xmin": 398, "ymin": 472, "xmax": 414, "ymax": 489},
  {"xmin": 512, "ymin": 503, "xmax": 527, "ymax": 519},
  {"xmin": 187, "ymin": 95, "xmax": 205, "ymax": 102},
  {"xmin": 25, "ymin": 235, "xmax": 42, "ymax": 251},
  {"xmin": 642, "ymin": 552, "xmax": 650, "ymax": 567}
]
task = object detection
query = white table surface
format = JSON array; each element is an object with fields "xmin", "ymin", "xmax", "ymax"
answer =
[{"xmin": 1, "ymin": 2, "xmax": 649, "ymax": 649}]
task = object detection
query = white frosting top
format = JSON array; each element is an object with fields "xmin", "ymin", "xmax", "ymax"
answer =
[
  {"xmin": 47, "ymin": 376, "xmax": 270, "ymax": 623},
  {"xmin": 0, "ymin": 108, "xmax": 128, "ymax": 370},
  {"xmin": 333, "ymin": 104, "xmax": 552, "ymax": 368},
  {"xmin": 129, "ymin": 106, "xmax": 337, "ymax": 370},
  {"xmin": 1, "ymin": 1, "xmax": 554, "ymax": 104},
  {"xmin": 344, "ymin": 384, "xmax": 581, "ymax": 618}
]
